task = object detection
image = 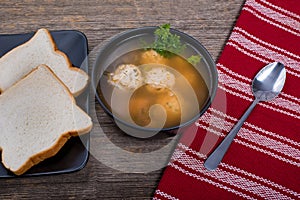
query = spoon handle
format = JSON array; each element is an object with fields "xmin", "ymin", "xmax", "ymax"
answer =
[{"xmin": 204, "ymin": 98, "xmax": 259, "ymax": 170}]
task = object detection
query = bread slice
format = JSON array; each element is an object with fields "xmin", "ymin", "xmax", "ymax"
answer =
[
  {"xmin": 0, "ymin": 28, "xmax": 88, "ymax": 96},
  {"xmin": 0, "ymin": 65, "xmax": 92, "ymax": 175}
]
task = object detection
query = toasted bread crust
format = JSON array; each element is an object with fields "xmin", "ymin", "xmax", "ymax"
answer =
[
  {"xmin": 39, "ymin": 28, "xmax": 89, "ymax": 96},
  {"xmin": 0, "ymin": 65, "xmax": 92, "ymax": 175},
  {"xmin": 0, "ymin": 28, "xmax": 91, "ymax": 175},
  {"xmin": 11, "ymin": 128, "xmax": 92, "ymax": 176},
  {"xmin": 0, "ymin": 28, "xmax": 89, "ymax": 96}
]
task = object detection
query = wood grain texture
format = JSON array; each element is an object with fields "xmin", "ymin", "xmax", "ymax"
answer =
[{"xmin": 0, "ymin": 0, "xmax": 244, "ymax": 199}]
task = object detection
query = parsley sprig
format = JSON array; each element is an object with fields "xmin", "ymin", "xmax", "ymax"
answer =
[
  {"xmin": 149, "ymin": 24, "xmax": 186, "ymax": 58},
  {"xmin": 147, "ymin": 24, "xmax": 201, "ymax": 65},
  {"xmin": 187, "ymin": 55, "xmax": 201, "ymax": 66}
]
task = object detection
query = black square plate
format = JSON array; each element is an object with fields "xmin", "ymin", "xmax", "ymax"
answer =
[{"xmin": 0, "ymin": 30, "xmax": 90, "ymax": 177}]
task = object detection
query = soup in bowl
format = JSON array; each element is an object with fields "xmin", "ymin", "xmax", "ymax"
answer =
[{"xmin": 92, "ymin": 25, "xmax": 217, "ymax": 138}]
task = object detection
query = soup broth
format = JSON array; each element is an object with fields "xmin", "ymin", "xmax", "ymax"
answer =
[{"xmin": 98, "ymin": 49, "xmax": 209, "ymax": 129}]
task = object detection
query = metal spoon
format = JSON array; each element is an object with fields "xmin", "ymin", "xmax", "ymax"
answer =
[{"xmin": 204, "ymin": 62, "xmax": 286, "ymax": 170}]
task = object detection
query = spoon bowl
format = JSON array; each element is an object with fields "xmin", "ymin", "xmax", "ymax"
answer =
[
  {"xmin": 204, "ymin": 62, "xmax": 286, "ymax": 170},
  {"xmin": 252, "ymin": 62, "xmax": 286, "ymax": 101}
]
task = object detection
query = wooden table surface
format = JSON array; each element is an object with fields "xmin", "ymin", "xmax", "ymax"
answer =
[{"xmin": 0, "ymin": 0, "xmax": 244, "ymax": 199}]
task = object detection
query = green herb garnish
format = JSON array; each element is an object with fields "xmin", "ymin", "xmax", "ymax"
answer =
[
  {"xmin": 187, "ymin": 55, "xmax": 201, "ymax": 66},
  {"xmin": 148, "ymin": 24, "xmax": 186, "ymax": 58},
  {"xmin": 146, "ymin": 24, "xmax": 201, "ymax": 65}
]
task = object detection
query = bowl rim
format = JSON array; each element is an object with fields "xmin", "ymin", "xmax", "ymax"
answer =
[{"xmin": 92, "ymin": 26, "xmax": 218, "ymax": 133}]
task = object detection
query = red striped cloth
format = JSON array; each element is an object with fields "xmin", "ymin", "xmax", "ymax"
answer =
[{"xmin": 154, "ymin": 0, "xmax": 300, "ymax": 199}]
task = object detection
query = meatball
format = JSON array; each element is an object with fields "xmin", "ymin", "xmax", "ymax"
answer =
[
  {"xmin": 108, "ymin": 64, "xmax": 143, "ymax": 90},
  {"xmin": 140, "ymin": 49, "xmax": 169, "ymax": 65},
  {"xmin": 144, "ymin": 67, "xmax": 175, "ymax": 89},
  {"xmin": 129, "ymin": 85, "xmax": 181, "ymax": 128}
]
